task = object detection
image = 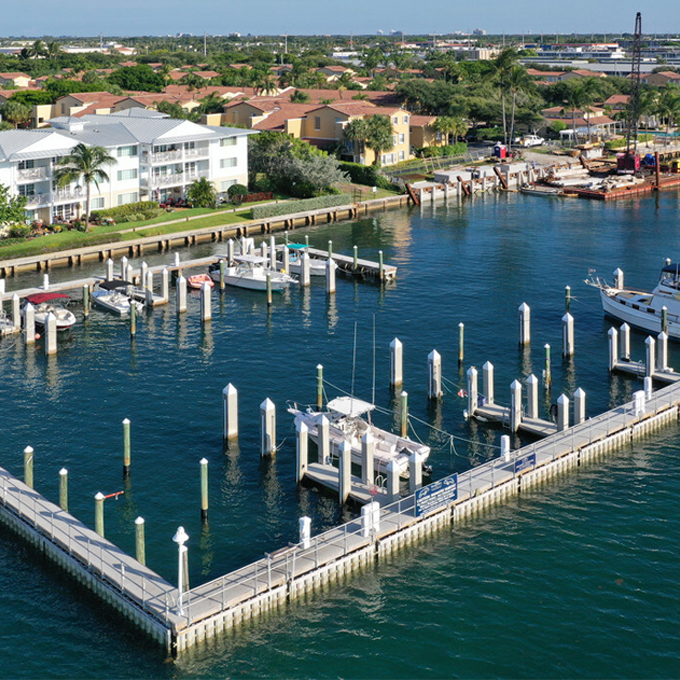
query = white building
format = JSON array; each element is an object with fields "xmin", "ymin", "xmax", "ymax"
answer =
[{"xmin": 0, "ymin": 109, "xmax": 255, "ymax": 224}]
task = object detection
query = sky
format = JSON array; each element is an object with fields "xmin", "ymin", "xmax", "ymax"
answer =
[{"xmin": 4, "ymin": 0, "xmax": 680, "ymax": 39}]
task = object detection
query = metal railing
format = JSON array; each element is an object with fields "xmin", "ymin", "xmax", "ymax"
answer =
[
  {"xmin": 17, "ymin": 167, "xmax": 50, "ymax": 182},
  {"xmin": 151, "ymin": 150, "xmax": 182, "ymax": 164}
]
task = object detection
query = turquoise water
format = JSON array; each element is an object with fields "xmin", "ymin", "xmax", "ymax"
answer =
[{"xmin": 1, "ymin": 192, "xmax": 680, "ymax": 677}]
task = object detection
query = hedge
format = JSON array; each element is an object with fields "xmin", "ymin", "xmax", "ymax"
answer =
[
  {"xmin": 251, "ymin": 194, "xmax": 352, "ymax": 219},
  {"xmin": 91, "ymin": 201, "xmax": 162, "ymax": 223},
  {"xmin": 338, "ymin": 162, "xmax": 392, "ymax": 190}
]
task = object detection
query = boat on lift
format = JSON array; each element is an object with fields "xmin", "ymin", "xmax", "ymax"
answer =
[
  {"xmin": 22, "ymin": 292, "xmax": 76, "ymax": 331},
  {"xmin": 208, "ymin": 255, "xmax": 296, "ymax": 291},
  {"xmin": 585, "ymin": 261, "xmax": 680, "ymax": 338},
  {"xmin": 288, "ymin": 396, "xmax": 431, "ymax": 477}
]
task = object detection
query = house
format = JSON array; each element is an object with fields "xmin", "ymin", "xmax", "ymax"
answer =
[
  {"xmin": 541, "ymin": 106, "xmax": 617, "ymax": 138},
  {"xmin": 408, "ymin": 115, "xmax": 441, "ymax": 149},
  {"xmin": 0, "ymin": 110, "xmax": 255, "ymax": 224},
  {"xmin": 526, "ymin": 69, "xmax": 565, "ymax": 83},
  {"xmin": 640, "ymin": 71, "xmax": 680, "ymax": 87},
  {"xmin": 602, "ymin": 94, "xmax": 630, "ymax": 110},
  {"xmin": 0, "ymin": 72, "xmax": 32, "ymax": 88},
  {"xmin": 558, "ymin": 69, "xmax": 608, "ymax": 81},
  {"xmin": 315, "ymin": 65, "xmax": 355, "ymax": 82}
]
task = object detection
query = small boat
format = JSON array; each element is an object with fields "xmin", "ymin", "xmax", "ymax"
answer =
[
  {"xmin": 22, "ymin": 292, "xmax": 76, "ymax": 331},
  {"xmin": 92, "ymin": 280, "xmax": 144, "ymax": 316},
  {"xmin": 281, "ymin": 244, "xmax": 327, "ymax": 276},
  {"xmin": 187, "ymin": 274, "xmax": 214, "ymax": 290},
  {"xmin": 288, "ymin": 396, "xmax": 431, "ymax": 477},
  {"xmin": 585, "ymin": 261, "xmax": 680, "ymax": 339},
  {"xmin": 208, "ymin": 255, "xmax": 296, "ymax": 291}
]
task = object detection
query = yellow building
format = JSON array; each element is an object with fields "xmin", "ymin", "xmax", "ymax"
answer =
[{"xmin": 409, "ymin": 115, "xmax": 442, "ymax": 149}]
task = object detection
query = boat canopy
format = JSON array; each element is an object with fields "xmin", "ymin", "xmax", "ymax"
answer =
[
  {"xmin": 98, "ymin": 280, "xmax": 132, "ymax": 291},
  {"xmin": 661, "ymin": 263, "xmax": 680, "ymax": 275},
  {"xmin": 287, "ymin": 243, "xmax": 308, "ymax": 250},
  {"xmin": 326, "ymin": 396, "xmax": 375, "ymax": 417},
  {"xmin": 234, "ymin": 255, "xmax": 268, "ymax": 265},
  {"xmin": 25, "ymin": 292, "xmax": 70, "ymax": 304}
]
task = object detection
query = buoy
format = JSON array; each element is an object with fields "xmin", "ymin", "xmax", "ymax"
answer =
[{"xmin": 34, "ymin": 333, "xmax": 40, "ymax": 340}]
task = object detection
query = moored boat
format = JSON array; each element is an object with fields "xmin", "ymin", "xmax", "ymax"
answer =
[
  {"xmin": 208, "ymin": 255, "xmax": 296, "ymax": 291},
  {"xmin": 187, "ymin": 274, "xmax": 214, "ymax": 290},
  {"xmin": 22, "ymin": 292, "xmax": 76, "ymax": 331},
  {"xmin": 281, "ymin": 244, "xmax": 326, "ymax": 276},
  {"xmin": 92, "ymin": 281, "xmax": 144, "ymax": 316}
]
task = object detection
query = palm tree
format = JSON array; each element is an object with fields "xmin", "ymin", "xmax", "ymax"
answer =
[
  {"xmin": 655, "ymin": 84, "xmax": 680, "ymax": 147},
  {"xmin": 491, "ymin": 48, "xmax": 519, "ymax": 145},
  {"xmin": 506, "ymin": 65, "xmax": 534, "ymax": 150},
  {"xmin": 364, "ymin": 115, "xmax": 395, "ymax": 166},
  {"xmin": 565, "ymin": 80, "xmax": 597, "ymax": 146},
  {"xmin": 343, "ymin": 118, "xmax": 370, "ymax": 162},
  {"xmin": 26, "ymin": 39, "xmax": 47, "ymax": 60},
  {"xmin": 45, "ymin": 41, "xmax": 62, "ymax": 65},
  {"xmin": 1, "ymin": 100, "xmax": 32, "ymax": 129},
  {"xmin": 53, "ymin": 144, "xmax": 116, "ymax": 231},
  {"xmin": 256, "ymin": 75, "xmax": 278, "ymax": 97}
]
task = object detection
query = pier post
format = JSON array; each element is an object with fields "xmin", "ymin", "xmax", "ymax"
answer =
[
  {"xmin": 135, "ymin": 517, "xmax": 146, "ymax": 566},
  {"xmin": 95, "ymin": 492, "xmax": 105, "ymax": 538},
  {"xmin": 282, "ymin": 246, "xmax": 290, "ymax": 274},
  {"xmin": 510, "ymin": 380, "xmax": 522, "ymax": 432},
  {"xmin": 645, "ymin": 336, "xmax": 656, "ymax": 378},
  {"xmin": 260, "ymin": 398, "xmax": 276, "ymax": 456},
  {"xmin": 269, "ymin": 235, "xmax": 276, "ymax": 270},
  {"xmin": 458, "ymin": 322, "xmax": 464, "ymax": 364},
  {"xmin": 145, "ymin": 271, "xmax": 154, "ymax": 307},
  {"xmin": 219, "ymin": 260, "xmax": 225, "ymax": 292},
  {"xmin": 427, "ymin": 350, "xmax": 443, "ymax": 400},
  {"xmin": 482, "ymin": 361, "xmax": 495, "ymax": 405},
  {"xmin": 173, "ymin": 527, "xmax": 189, "ymax": 614},
  {"xmin": 176, "ymin": 275, "xmax": 187, "ymax": 314},
  {"xmin": 543, "ymin": 344, "xmax": 552, "ymax": 390},
  {"xmin": 409, "ymin": 452, "xmax": 422, "ymax": 494},
  {"xmin": 266, "ymin": 273, "xmax": 272, "ymax": 307},
  {"xmin": 296, "ymin": 420, "xmax": 308, "ymax": 483},
  {"xmin": 140, "ymin": 261, "xmax": 148, "ymax": 288},
  {"xmin": 59, "ymin": 468, "xmax": 68, "ymax": 512},
  {"xmin": 387, "ymin": 460, "xmax": 400, "ymax": 503},
  {"xmin": 353, "ymin": 245, "xmax": 358, "ymax": 272},
  {"xmin": 223, "ymin": 384, "xmax": 238, "ymax": 442},
  {"xmin": 467, "ymin": 367, "xmax": 478, "ymax": 418},
  {"xmin": 390, "ymin": 338, "xmax": 403, "ymax": 388},
  {"xmin": 318, "ymin": 415, "xmax": 330, "ymax": 464},
  {"xmin": 613, "ymin": 267, "xmax": 624, "ymax": 289},
  {"xmin": 300, "ymin": 252, "xmax": 311, "ymax": 287},
  {"xmin": 661, "ymin": 306, "xmax": 668, "ymax": 335},
  {"xmin": 43, "ymin": 274, "xmax": 49, "ymax": 291},
  {"xmin": 200, "ymin": 458, "xmax": 209, "ymax": 523},
  {"xmin": 501, "ymin": 435, "xmax": 511, "ymax": 462},
  {"xmin": 299, "ymin": 517, "xmax": 311, "ymax": 549},
  {"xmin": 106, "ymin": 258, "xmax": 114, "ymax": 281},
  {"xmin": 227, "ymin": 238, "xmax": 235, "ymax": 266},
  {"xmin": 200, "ymin": 282, "xmax": 212, "ymax": 322},
  {"xmin": 361, "ymin": 432, "xmax": 374, "ymax": 485},
  {"xmin": 574, "ymin": 388, "xmax": 586, "ymax": 425},
  {"xmin": 82, "ymin": 284, "xmax": 90, "ymax": 319},
  {"xmin": 161, "ymin": 268, "xmax": 169, "ymax": 302},
  {"xmin": 130, "ymin": 297, "xmax": 137, "ymax": 338},
  {"xmin": 562, "ymin": 313, "xmax": 574, "ymax": 358},
  {"xmin": 316, "ymin": 364, "xmax": 324, "ymax": 409},
  {"xmin": 261, "ymin": 241, "xmax": 268, "ymax": 262},
  {"xmin": 620, "ymin": 323, "xmax": 630, "ymax": 361},
  {"xmin": 122, "ymin": 418, "xmax": 131, "ymax": 477},
  {"xmin": 120, "ymin": 256, "xmax": 128, "ymax": 281},
  {"xmin": 379, "ymin": 251, "xmax": 384, "ymax": 281},
  {"xmin": 174, "ymin": 252, "xmax": 180, "ymax": 268},
  {"xmin": 23, "ymin": 446, "xmax": 34, "ymax": 489},
  {"xmin": 339, "ymin": 441, "xmax": 351, "ymax": 506},
  {"xmin": 11, "ymin": 294, "xmax": 20, "ymax": 331},
  {"xmin": 657, "ymin": 331, "xmax": 668, "ymax": 371},
  {"xmin": 44, "ymin": 312, "xmax": 57, "ymax": 355},
  {"xmin": 608, "ymin": 327, "xmax": 618, "ymax": 372},
  {"xmin": 644, "ymin": 376, "xmax": 653, "ymax": 400},
  {"xmin": 23, "ymin": 303, "xmax": 35, "ymax": 346},
  {"xmin": 557, "ymin": 394, "xmax": 569, "ymax": 431},
  {"xmin": 361, "ymin": 504, "xmax": 373, "ymax": 538},
  {"xmin": 526, "ymin": 374, "xmax": 539, "ymax": 419},
  {"xmin": 305, "ymin": 235, "xmax": 309, "ymax": 247},
  {"xmin": 327, "ymin": 240, "xmax": 332, "ymax": 258},
  {"xmin": 325, "ymin": 258, "xmax": 336, "ymax": 294},
  {"xmin": 400, "ymin": 391, "xmax": 408, "ymax": 438},
  {"xmin": 634, "ymin": 390, "xmax": 646, "ymax": 417},
  {"xmin": 518, "ymin": 303, "xmax": 531, "ymax": 346}
]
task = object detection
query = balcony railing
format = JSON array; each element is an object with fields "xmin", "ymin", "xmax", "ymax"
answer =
[
  {"xmin": 148, "ymin": 171, "xmax": 209, "ymax": 188},
  {"xmin": 17, "ymin": 167, "xmax": 50, "ymax": 182},
  {"xmin": 184, "ymin": 146, "xmax": 209, "ymax": 158},
  {"xmin": 150, "ymin": 150, "xmax": 182, "ymax": 164}
]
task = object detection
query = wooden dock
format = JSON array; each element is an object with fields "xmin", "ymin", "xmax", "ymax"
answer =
[
  {"xmin": 304, "ymin": 246, "xmax": 397, "ymax": 281},
  {"xmin": 473, "ymin": 402, "xmax": 559, "ymax": 437}
]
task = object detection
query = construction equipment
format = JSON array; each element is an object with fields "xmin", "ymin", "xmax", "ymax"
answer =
[{"xmin": 617, "ymin": 12, "xmax": 642, "ymax": 174}]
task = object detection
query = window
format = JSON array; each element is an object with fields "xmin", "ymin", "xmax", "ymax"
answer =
[
  {"xmin": 117, "ymin": 192, "xmax": 139, "ymax": 206},
  {"xmin": 117, "ymin": 169, "xmax": 138, "ymax": 181},
  {"xmin": 117, "ymin": 145, "xmax": 138, "ymax": 157},
  {"xmin": 399, "ymin": 133, "xmax": 405, "ymax": 145},
  {"xmin": 18, "ymin": 184, "xmax": 35, "ymax": 196},
  {"xmin": 220, "ymin": 137, "xmax": 237, "ymax": 147},
  {"xmin": 314, "ymin": 116, "xmax": 321, "ymax": 131},
  {"xmin": 18, "ymin": 160, "xmax": 35, "ymax": 170},
  {"xmin": 53, "ymin": 203, "xmax": 76, "ymax": 220},
  {"xmin": 220, "ymin": 179, "xmax": 237, "ymax": 191},
  {"xmin": 399, "ymin": 150, "xmax": 405, "ymax": 161},
  {"xmin": 403, "ymin": 115, "xmax": 409, "ymax": 124},
  {"xmin": 392, "ymin": 134, "xmax": 398, "ymax": 146},
  {"xmin": 393, "ymin": 116, "xmax": 398, "ymax": 124},
  {"xmin": 90, "ymin": 197, "xmax": 105, "ymax": 209},
  {"xmin": 184, "ymin": 141, "xmax": 195, "ymax": 150},
  {"xmin": 220, "ymin": 157, "xmax": 238, "ymax": 169},
  {"xmin": 335, "ymin": 117, "xmax": 341, "ymax": 124}
]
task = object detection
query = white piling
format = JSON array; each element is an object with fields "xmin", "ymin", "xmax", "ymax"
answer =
[
  {"xmin": 299, "ymin": 516, "xmax": 311, "ymax": 549},
  {"xmin": 222, "ymin": 383, "xmax": 238, "ymax": 441},
  {"xmin": 282, "ymin": 246, "xmax": 290, "ymax": 274},
  {"xmin": 526, "ymin": 374, "xmax": 539, "ymax": 419},
  {"xmin": 200, "ymin": 282, "xmax": 211, "ymax": 322},
  {"xmin": 106, "ymin": 258, "xmax": 114, "ymax": 281},
  {"xmin": 518, "ymin": 302, "xmax": 531, "ymax": 346},
  {"xmin": 260, "ymin": 398, "xmax": 276, "ymax": 456},
  {"xmin": 174, "ymin": 252, "xmax": 180, "ymax": 267},
  {"xmin": 510, "ymin": 380, "xmax": 522, "ymax": 432},
  {"xmin": 227, "ymin": 238, "xmax": 235, "ymax": 266},
  {"xmin": 557, "ymin": 394, "xmax": 569, "ymax": 431},
  {"xmin": 387, "ymin": 459, "xmax": 400, "ymax": 503},
  {"xmin": 361, "ymin": 431, "xmax": 374, "ymax": 485},
  {"xmin": 140, "ymin": 261, "xmax": 148, "ymax": 287},
  {"xmin": 645, "ymin": 336, "xmax": 656, "ymax": 377},
  {"xmin": 120, "ymin": 256, "xmax": 128, "ymax": 281},
  {"xmin": 0, "ymin": 279, "xmax": 4, "ymax": 295},
  {"xmin": 573, "ymin": 388, "xmax": 586, "ymax": 425},
  {"xmin": 361, "ymin": 504, "xmax": 372, "ymax": 538},
  {"xmin": 145, "ymin": 271, "xmax": 154, "ymax": 307},
  {"xmin": 482, "ymin": 361, "xmax": 494, "ymax": 405},
  {"xmin": 467, "ymin": 366, "xmax": 478, "ymax": 418},
  {"xmin": 176, "ymin": 275, "xmax": 187, "ymax": 314},
  {"xmin": 562, "ymin": 313, "xmax": 574, "ymax": 358},
  {"xmin": 657, "ymin": 331, "xmax": 668, "ymax": 371},
  {"xmin": 644, "ymin": 376, "xmax": 653, "ymax": 400},
  {"xmin": 24, "ymin": 303, "xmax": 35, "ymax": 345},
  {"xmin": 126, "ymin": 264, "xmax": 134, "ymax": 284},
  {"xmin": 161, "ymin": 268, "xmax": 169, "ymax": 302},
  {"xmin": 620, "ymin": 323, "xmax": 630, "ymax": 360},
  {"xmin": 501, "ymin": 435, "xmax": 511, "ymax": 462},
  {"xmin": 338, "ymin": 441, "xmax": 351, "ymax": 505},
  {"xmin": 608, "ymin": 327, "xmax": 619, "ymax": 372},
  {"xmin": 427, "ymin": 350, "xmax": 443, "ymax": 399},
  {"xmin": 318, "ymin": 415, "xmax": 330, "ymax": 465},
  {"xmin": 409, "ymin": 452, "xmax": 422, "ymax": 494},
  {"xmin": 613, "ymin": 267, "xmax": 624, "ymax": 289},
  {"xmin": 390, "ymin": 338, "xmax": 403, "ymax": 388},
  {"xmin": 261, "ymin": 241, "xmax": 268, "ymax": 261},
  {"xmin": 300, "ymin": 252, "xmax": 311, "ymax": 287},
  {"xmin": 633, "ymin": 390, "xmax": 646, "ymax": 417},
  {"xmin": 296, "ymin": 420, "xmax": 308, "ymax": 483},
  {"xmin": 325, "ymin": 258, "xmax": 336, "ymax": 294},
  {"xmin": 43, "ymin": 274, "xmax": 49, "ymax": 291},
  {"xmin": 44, "ymin": 311, "xmax": 57, "ymax": 356},
  {"xmin": 269, "ymin": 235, "xmax": 276, "ymax": 270}
]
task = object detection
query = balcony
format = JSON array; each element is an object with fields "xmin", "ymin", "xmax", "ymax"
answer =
[
  {"xmin": 184, "ymin": 146, "xmax": 209, "ymax": 158},
  {"xmin": 149, "ymin": 171, "xmax": 209, "ymax": 188},
  {"xmin": 23, "ymin": 194, "xmax": 51, "ymax": 207},
  {"xmin": 17, "ymin": 167, "xmax": 50, "ymax": 182},
  {"xmin": 150, "ymin": 150, "xmax": 182, "ymax": 164}
]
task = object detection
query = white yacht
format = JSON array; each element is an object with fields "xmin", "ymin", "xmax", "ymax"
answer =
[
  {"xmin": 586, "ymin": 262, "xmax": 680, "ymax": 338},
  {"xmin": 208, "ymin": 255, "xmax": 296, "ymax": 291},
  {"xmin": 92, "ymin": 281, "xmax": 144, "ymax": 316},
  {"xmin": 289, "ymin": 396, "xmax": 431, "ymax": 477},
  {"xmin": 281, "ymin": 244, "xmax": 326, "ymax": 277},
  {"xmin": 22, "ymin": 293, "xmax": 76, "ymax": 331}
]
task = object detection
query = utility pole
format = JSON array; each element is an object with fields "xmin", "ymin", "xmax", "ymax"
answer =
[{"xmin": 204, "ymin": 32, "xmax": 207, "ymax": 57}]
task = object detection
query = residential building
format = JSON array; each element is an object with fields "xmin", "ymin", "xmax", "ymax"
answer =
[
  {"xmin": 0, "ymin": 72, "xmax": 32, "ymax": 88},
  {"xmin": 0, "ymin": 110, "xmax": 254, "ymax": 224},
  {"xmin": 640, "ymin": 71, "xmax": 680, "ymax": 87}
]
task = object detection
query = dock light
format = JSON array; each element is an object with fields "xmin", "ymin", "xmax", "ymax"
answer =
[{"xmin": 173, "ymin": 526, "xmax": 189, "ymax": 615}]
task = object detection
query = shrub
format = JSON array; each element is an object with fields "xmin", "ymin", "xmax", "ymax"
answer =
[
  {"xmin": 251, "ymin": 194, "xmax": 352, "ymax": 219},
  {"xmin": 338, "ymin": 162, "xmax": 393, "ymax": 190},
  {"xmin": 227, "ymin": 183, "xmax": 248, "ymax": 198},
  {"xmin": 90, "ymin": 201, "xmax": 162, "ymax": 224},
  {"xmin": 8, "ymin": 223, "xmax": 30, "ymax": 239}
]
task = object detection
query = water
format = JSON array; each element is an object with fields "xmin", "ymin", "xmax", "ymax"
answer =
[{"xmin": 1, "ymin": 192, "xmax": 680, "ymax": 678}]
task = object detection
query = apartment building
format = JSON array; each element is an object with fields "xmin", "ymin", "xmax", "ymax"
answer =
[{"xmin": 0, "ymin": 110, "xmax": 254, "ymax": 224}]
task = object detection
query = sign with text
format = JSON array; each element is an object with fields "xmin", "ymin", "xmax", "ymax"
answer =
[
  {"xmin": 415, "ymin": 474, "xmax": 458, "ymax": 517},
  {"xmin": 514, "ymin": 453, "xmax": 536, "ymax": 475}
]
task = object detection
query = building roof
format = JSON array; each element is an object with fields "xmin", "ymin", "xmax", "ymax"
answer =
[
  {"xmin": 0, "ymin": 129, "xmax": 76, "ymax": 162},
  {"xmin": 0, "ymin": 72, "xmax": 31, "ymax": 80},
  {"xmin": 409, "ymin": 115, "xmax": 437, "ymax": 126},
  {"xmin": 251, "ymin": 104, "xmax": 320, "ymax": 131}
]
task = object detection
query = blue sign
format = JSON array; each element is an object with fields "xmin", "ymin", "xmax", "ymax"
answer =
[
  {"xmin": 415, "ymin": 474, "xmax": 458, "ymax": 517},
  {"xmin": 514, "ymin": 453, "xmax": 536, "ymax": 475}
]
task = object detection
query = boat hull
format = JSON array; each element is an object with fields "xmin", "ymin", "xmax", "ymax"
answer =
[
  {"xmin": 599, "ymin": 288, "xmax": 680, "ymax": 339},
  {"xmin": 92, "ymin": 291, "xmax": 143, "ymax": 316},
  {"xmin": 209, "ymin": 269, "xmax": 291, "ymax": 291}
]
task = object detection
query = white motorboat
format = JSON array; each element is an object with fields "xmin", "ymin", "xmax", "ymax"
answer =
[
  {"xmin": 22, "ymin": 293, "xmax": 76, "ymax": 331},
  {"xmin": 208, "ymin": 255, "xmax": 296, "ymax": 291},
  {"xmin": 288, "ymin": 396, "xmax": 431, "ymax": 478},
  {"xmin": 281, "ymin": 244, "xmax": 326, "ymax": 277},
  {"xmin": 586, "ymin": 262, "xmax": 680, "ymax": 339},
  {"xmin": 92, "ymin": 281, "xmax": 144, "ymax": 316}
]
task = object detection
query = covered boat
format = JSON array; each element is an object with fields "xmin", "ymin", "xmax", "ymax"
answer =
[
  {"xmin": 208, "ymin": 255, "xmax": 296, "ymax": 291},
  {"xmin": 22, "ymin": 292, "xmax": 76, "ymax": 331}
]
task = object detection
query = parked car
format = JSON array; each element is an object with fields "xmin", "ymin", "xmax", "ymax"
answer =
[{"xmin": 514, "ymin": 134, "xmax": 545, "ymax": 148}]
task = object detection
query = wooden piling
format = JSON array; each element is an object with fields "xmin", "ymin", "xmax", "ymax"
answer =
[
  {"xmin": 122, "ymin": 418, "xmax": 131, "ymax": 477},
  {"xmin": 59, "ymin": 468, "xmax": 68, "ymax": 512},
  {"xmin": 316, "ymin": 364, "xmax": 324, "ymax": 409},
  {"xmin": 266, "ymin": 273, "xmax": 272, "ymax": 307},
  {"xmin": 338, "ymin": 441, "xmax": 351, "ymax": 506},
  {"xmin": 130, "ymin": 296, "xmax": 137, "ymax": 338},
  {"xmin": 83, "ymin": 284, "xmax": 90, "ymax": 318},
  {"xmin": 200, "ymin": 458, "xmax": 209, "ymax": 523},
  {"xmin": 296, "ymin": 420, "xmax": 308, "ymax": 483},
  {"xmin": 400, "ymin": 391, "xmax": 408, "ymax": 438},
  {"xmin": 543, "ymin": 344, "xmax": 552, "ymax": 389},
  {"xmin": 458, "ymin": 322, "xmax": 464, "ymax": 364},
  {"xmin": 135, "ymin": 517, "xmax": 146, "ymax": 566},
  {"xmin": 23, "ymin": 446, "xmax": 34, "ymax": 489},
  {"xmin": 353, "ymin": 246, "xmax": 358, "ymax": 272}
]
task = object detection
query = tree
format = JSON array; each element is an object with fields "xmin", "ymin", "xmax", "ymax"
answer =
[
  {"xmin": 290, "ymin": 89, "xmax": 310, "ymax": 103},
  {"xmin": 655, "ymin": 84, "xmax": 680, "ymax": 147},
  {"xmin": 108, "ymin": 65, "xmax": 165, "ymax": 93},
  {"xmin": 0, "ymin": 183, "xmax": 28, "ymax": 225},
  {"xmin": 364, "ymin": 115, "xmax": 394, "ymax": 166},
  {"xmin": 432, "ymin": 116, "xmax": 460, "ymax": 145},
  {"xmin": 53, "ymin": 143, "xmax": 116, "ymax": 230},
  {"xmin": 343, "ymin": 118, "xmax": 370, "ymax": 160},
  {"xmin": 45, "ymin": 41, "xmax": 62, "ymax": 64},
  {"xmin": 565, "ymin": 78, "xmax": 598, "ymax": 144},
  {"xmin": 181, "ymin": 71, "xmax": 205, "ymax": 93},
  {"xmin": 186, "ymin": 177, "xmax": 217, "ymax": 207},
  {"xmin": 256, "ymin": 74, "xmax": 278, "ymax": 96},
  {"xmin": 25, "ymin": 40, "xmax": 47, "ymax": 60},
  {"xmin": 490, "ymin": 48, "xmax": 519, "ymax": 144},
  {"xmin": 1, "ymin": 100, "xmax": 31, "ymax": 128},
  {"xmin": 506, "ymin": 66, "xmax": 534, "ymax": 149}
]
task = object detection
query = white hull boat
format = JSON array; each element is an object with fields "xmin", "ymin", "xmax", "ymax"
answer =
[
  {"xmin": 22, "ymin": 293, "xmax": 76, "ymax": 331},
  {"xmin": 281, "ymin": 244, "xmax": 326, "ymax": 277},
  {"xmin": 586, "ymin": 262, "xmax": 680, "ymax": 339},
  {"xmin": 209, "ymin": 255, "xmax": 296, "ymax": 291},
  {"xmin": 288, "ymin": 396, "xmax": 431, "ymax": 478},
  {"xmin": 92, "ymin": 281, "xmax": 144, "ymax": 316}
]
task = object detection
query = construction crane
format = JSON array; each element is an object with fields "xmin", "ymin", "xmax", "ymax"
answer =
[{"xmin": 618, "ymin": 12, "xmax": 642, "ymax": 174}]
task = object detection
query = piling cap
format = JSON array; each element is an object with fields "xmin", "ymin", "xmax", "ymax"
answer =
[
  {"xmin": 135, "ymin": 516, "xmax": 145, "ymax": 525},
  {"xmin": 173, "ymin": 526, "xmax": 189, "ymax": 545},
  {"xmin": 122, "ymin": 418, "xmax": 130, "ymax": 425},
  {"xmin": 223, "ymin": 383, "xmax": 237, "ymax": 396},
  {"xmin": 95, "ymin": 492, "xmax": 105, "ymax": 501},
  {"xmin": 23, "ymin": 445, "xmax": 34, "ymax": 454},
  {"xmin": 59, "ymin": 468, "xmax": 67, "ymax": 476},
  {"xmin": 200, "ymin": 458, "xmax": 208, "ymax": 465}
]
